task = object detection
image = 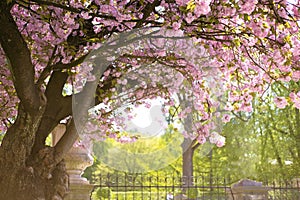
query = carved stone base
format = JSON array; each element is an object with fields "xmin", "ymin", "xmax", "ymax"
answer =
[
  {"xmin": 64, "ymin": 183, "xmax": 94, "ymax": 200},
  {"xmin": 64, "ymin": 147, "xmax": 94, "ymax": 200},
  {"xmin": 52, "ymin": 125, "xmax": 94, "ymax": 200}
]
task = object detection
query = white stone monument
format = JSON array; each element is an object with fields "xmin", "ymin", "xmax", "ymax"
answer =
[{"xmin": 52, "ymin": 124, "xmax": 94, "ymax": 200}]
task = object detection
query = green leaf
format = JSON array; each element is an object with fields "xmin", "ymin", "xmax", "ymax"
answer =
[{"xmin": 243, "ymin": 14, "xmax": 251, "ymax": 21}]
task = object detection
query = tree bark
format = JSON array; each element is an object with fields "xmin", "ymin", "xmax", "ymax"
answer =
[
  {"xmin": 0, "ymin": 109, "xmax": 69, "ymax": 200},
  {"xmin": 0, "ymin": 2, "xmax": 42, "ymax": 113},
  {"xmin": 181, "ymin": 138, "xmax": 195, "ymax": 188},
  {"xmin": 294, "ymin": 108, "xmax": 300, "ymax": 160},
  {"xmin": 0, "ymin": 107, "xmax": 44, "ymax": 199},
  {"xmin": 0, "ymin": 2, "xmax": 79, "ymax": 199}
]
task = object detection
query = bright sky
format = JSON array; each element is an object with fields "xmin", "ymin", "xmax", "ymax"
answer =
[
  {"xmin": 130, "ymin": 105, "xmax": 153, "ymax": 128},
  {"xmin": 122, "ymin": 98, "xmax": 168, "ymax": 138}
]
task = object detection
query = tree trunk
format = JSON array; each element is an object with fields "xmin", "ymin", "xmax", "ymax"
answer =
[
  {"xmin": 0, "ymin": 108, "xmax": 69, "ymax": 200},
  {"xmin": 0, "ymin": 158, "xmax": 68, "ymax": 200},
  {"xmin": 182, "ymin": 138, "xmax": 195, "ymax": 188},
  {"xmin": 294, "ymin": 108, "xmax": 300, "ymax": 160}
]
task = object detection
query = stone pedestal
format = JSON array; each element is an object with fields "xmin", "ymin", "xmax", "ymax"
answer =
[
  {"xmin": 64, "ymin": 147, "xmax": 94, "ymax": 200},
  {"xmin": 52, "ymin": 124, "xmax": 94, "ymax": 200},
  {"xmin": 227, "ymin": 179, "xmax": 270, "ymax": 200},
  {"xmin": 65, "ymin": 184, "xmax": 94, "ymax": 200}
]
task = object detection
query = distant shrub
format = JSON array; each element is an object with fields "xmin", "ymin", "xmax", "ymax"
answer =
[{"xmin": 94, "ymin": 187, "xmax": 111, "ymax": 199}]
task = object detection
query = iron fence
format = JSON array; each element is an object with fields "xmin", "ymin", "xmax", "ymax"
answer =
[
  {"xmin": 90, "ymin": 173, "xmax": 300, "ymax": 200},
  {"xmin": 266, "ymin": 179, "xmax": 300, "ymax": 200}
]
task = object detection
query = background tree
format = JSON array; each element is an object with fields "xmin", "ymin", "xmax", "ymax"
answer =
[
  {"xmin": 86, "ymin": 83, "xmax": 300, "ymax": 192},
  {"xmin": 195, "ymin": 82, "xmax": 300, "ymax": 181}
]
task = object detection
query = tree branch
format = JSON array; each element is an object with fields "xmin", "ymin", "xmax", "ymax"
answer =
[
  {"xmin": 37, "ymin": 54, "xmax": 88, "ymax": 86},
  {"xmin": 0, "ymin": 5, "xmax": 41, "ymax": 112},
  {"xmin": 45, "ymin": 71, "xmax": 68, "ymax": 97},
  {"xmin": 30, "ymin": 96, "xmax": 72, "ymax": 155},
  {"xmin": 24, "ymin": 0, "xmax": 81, "ymax": 13},
  {"xmin": 134, "ymin": 0, "xmax": 161, "ymax": 28},
  {"xmin": 31, "ymin": 71, "xmax": 72, "ymax": 153},
  {"xmin": 192, "ymin": 141, "xmax": 201, "ymax": 151}
]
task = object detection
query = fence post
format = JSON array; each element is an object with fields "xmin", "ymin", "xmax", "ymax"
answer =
[
  {"xmin": 52, "ymin": 124, "xmax": 94, "ymax": 200},
  {"xmin": 227, "ymin": 179, "xmax": 270, "ymax": 200}
]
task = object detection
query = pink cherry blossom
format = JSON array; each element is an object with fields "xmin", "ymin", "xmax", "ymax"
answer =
[
  {"xmin": 194, "ymin": 0, "xmax": 211, "ymax": 17},
  {"xmin": 274, "ymin": 97, "xmax": 288, "ymax": 109},
  {"xmin": 175, "ymin": 0, "xmax": 190, "ymax": 6},
  {"xmin": 289, "ymin": 92, "xmax": 300, "ymax": 109},
  {"xmin": 239, "ymin": 0, "xmax": 258, "ymax": 14},
  {"xmin": 197, "ymin": 135, "xmax": 206, "ymax": 144},
  {"xmin": 222, "ymin": 114, "xmax": 231, "ymax": 123},
  {"xmin": 216, "ymin": 136, "xmax": 225, "ymax": 147}
]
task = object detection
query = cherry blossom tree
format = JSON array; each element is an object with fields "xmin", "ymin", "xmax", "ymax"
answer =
[{"xmin": 1, "ymin": 0, "xmax": 300, "ymax": 199}]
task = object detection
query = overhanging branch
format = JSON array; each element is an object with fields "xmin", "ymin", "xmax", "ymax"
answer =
[
  {"xmin": 22, "ymin": 0, "xmax": 81, "ymax": 13},
  {"xmin": 37, "ymin": 54, "xmax": 88, "ymax": 86},
  {"xmin": 0, "ymin": 5, "xmax": 41, "ymax": 112}
]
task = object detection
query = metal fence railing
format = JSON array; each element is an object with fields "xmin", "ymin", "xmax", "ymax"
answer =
[
  {"xmin": 266, "ymin": 179, "xmax": 300, "ymax": 200},
  {"xmin": 90, "ymin": 173, "xmax": 300, "ymax": 200}
]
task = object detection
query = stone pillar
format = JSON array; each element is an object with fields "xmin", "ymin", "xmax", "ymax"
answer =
[
  {"xmin": 64, "ymin": 147, "xmax": 94, "ymax": 200},
  {"xmin": 227, "ymin": 179, "xmax": 270, "ymax": 200},
  {"xmin": 52, "ymin": 124, "xmax": 66, "ymax": 146},
  {"xmin": 52, "ymin": 124, "xmax": 94, "ymax": 200}
]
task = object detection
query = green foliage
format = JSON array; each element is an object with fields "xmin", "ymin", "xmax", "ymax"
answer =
[
  {"xmin": 96, "ymin": 187, "xmax": 111, "ymax": 199},
  {"xmin": 82, "ymin": 156, "xmax": 102, "ymax": 183},
  {"xmin": 0, "ymin": 132, "xmax": 4, "ymax": 143},
  {"xmin": 186, "ymin": 188, "xmax": 198, "ymax": 199},
  {"xmin": 192, "ymin": 82, "xmax": 300, "ymax": 181},
  {"xmin": 102, "ymin": 191, "xmax": 170, "ymax": 200},
  {"xmin": 91, "ymin": 124, "xmax": 184, "ymax": 173},
  {"xmin": 86, "ymin": 81, "xmax": 300, "ymax": 189},
  {"xmin": 45, "ymin": 134, "xmax": 52, "ymax": 146}
]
